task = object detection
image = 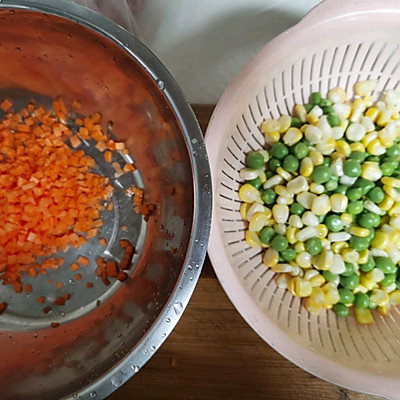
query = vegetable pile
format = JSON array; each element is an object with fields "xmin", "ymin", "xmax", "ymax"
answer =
[
  {"xmin": 0, "ymin": 98, "xmax": 140, "ymax": 309},
  {"xmin": 239, "ymin": 80, "xmax": 400, "ymax": 324}
]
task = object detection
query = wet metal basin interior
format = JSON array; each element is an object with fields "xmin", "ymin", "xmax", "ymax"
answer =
[{"xmin": 0, "ymin": 1, "xmax": 211, "ymax": 399}]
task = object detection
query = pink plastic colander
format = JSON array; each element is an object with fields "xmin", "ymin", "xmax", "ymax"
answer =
[{"xmin": 206, "ymin": 0, "xmax": 400, "ymax": 398}]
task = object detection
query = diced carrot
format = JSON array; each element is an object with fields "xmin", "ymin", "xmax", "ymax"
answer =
[
  {"xmin": 86, "ymin": 282, "xmax": 93, "ymax": 288},
  {"xmin": 99, "ymin": 237, "xmax": 107, "ymax": 247},
  {"xmin": 0, "ymin": 98, "xmax": 12, "ymax": 112},
  {"xmin": 37, "ymin": 296, "xmax": 45, "ymax": 304},
  {"xmin": 77, "ymin": 256, "xmax": 90, "ymax": 266},
  {"xmin": 24, "ymin": 283, "xmax": 33, "ymax": 293},
  {"xmin": 123, "ymin": 163, "xmax": 136, "ymax": 172},
  {"xmin": 72, "ymin": 99, "xmax": 81, "ymax": 109},
  {"xmin": 69, "ymin": 135, "xmax": 81, "ymax": 148},
  {"xmin": 69, "ymin": 262, "xmax": 80, "ymax": 271},
  {"xmin": 74, "ymin": 273, "xmax": 82, "ymax": 281},
  {"xmin": 54, "ymin": 296, "xmax": 65, "ymax": 306},
  {"xmin": 104, "ymin": 150, "xmax": 112, "ymax": 162}
]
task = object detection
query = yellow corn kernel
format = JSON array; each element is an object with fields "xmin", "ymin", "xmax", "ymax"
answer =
[
  {"xmin": 296, "ymin": 251, "xmax": 312, "ymax": 268},
  {"xmin": 240, "ymin": 203, "xmax": 251, "ymax": 220},
  {"xmin": 316, "ymin": 224, "xmax": 328, "ymax": 238},
  {"xmin": 370, "ymin": 289, "xmax": 389, "ymax": 307},
  {"xmin": 389, "ymin": 290, "xmax": 400, "ymax": 305},
  {"xmin": 379, "ymin": 129, "xmax": 394, "ymax": 147},
  {"xmin": 309, "ymin": 182, "xmax": 325, "ymax": 195},
  {"xmin": 260, "ymin": 118, "xmax": 280, "ymax": 134},
  {"xmin": 341, "ymin": 248, "xmax": 359, "ymax": 263},
  {"xmin": 314, "ymin": 248, "xmax": 333, "ymax": 271},
  {"xmin": 381, "ymin": 176, "xmax": 400, "ymax": 188},
  {"xmin": 361, "ymin": 131, "xmax": 378, "ymax": 147},
  {"xmin": 365, "ymin": 107, "xmax": 379, "ymax": 122},
  {"xmin": 286, "ymin": 227, "xmax": 298, "ymax": 244},
  {"xmin": 258, "ymin": 170, "xmax": 267, "ymax": 184},
  {"xmin": 331, "ymin": 241, "xmax": 348, "ymax": 254},
  {"xmin": 340, "ymin": 212, "xmax": 353, "ymax": 225},
  {"xmin": 349, "ymin": 142, "xmax": 365, "ymax": 153},
  {"xmin": 239, "ymin": 183, "xmax": 262, "ymax": 203},
  {"xmin": 309, "ymin": 274, "xmax": 326, "ymax": 288},
  {"xmin": 276, "ymin": 166, "xmax": 292, "ymax": 181},
  {"xmin": 311, "ymin": 195, "xmax": 331, "ymax": 216},
  {"xmin": 357, "ymin": 249, "xmax": 369, "ymax": 264},
  {"xmin": 245, "ymin": 230, "xmax": 262, "ymax": 248},
  {"xmin": 389, "ymin": 202, "xmax": 400, "ymax": 216},
  {"xmin": 264, "ymin": 131, "xmax": 281, "ymax": 145},
  {"xmin": 378, "ymin": 304, "xmax": 391, "ymax": 316},
  {"xmin": 379, "ymin": 195, "xmax": 395, "ymax": 211},
  {"xmin": 275, "ymin": 273, "xmax": 291, "ymax": 289},
  {"xmin": 272, "ymin": 204, "xmax": 289, "ymax": 224},
  {"xmin": 377, "ymin": 109, "xmax": 392, "ymax": 126},
  {"xmin": 367, "ymin": 139, "xmax": 386, "ymax": 155},
  {"xmin": 355, "ymin": 308, "xmax": 374, "ymax": 325},
  {"xmin": 371, "ymin": 231, "xmax": 389, "ymax": 249},
  {"xmin": 249, "ymin": 212, "xmax": 269, "ymax": 232},
  {"xmin": 303, "ymin": 297, "xmax": 323, "ymax": 315},
  {"xmin": 275, "ymin": 185, "xmax": 292, "ymax": 197},
  {"xmin": 294, "ymin": 104, "xmax": 307, "ymax": 122},
  {"xmin": 288, "ymin": 277, "xmax": 313, "ymax": 297},
  {"xmin": 353, "ymin": 284, "xmax": 368, "ymax": 294},
  {"xmin": 330, "ymin": 193, "xmax": 348, "ymax": 213},
  {"xmin": 282, "ymin": 127, "xmax": 303, "ymax": 146},
  {"xmin": 278, "ymin": 115, "xmax": 292, "ymax": 133},
  {"xmin": 294, "ymin": 242, "xmax": 305, "ymax": 253},
  {"xmin": 317, "ymin": 137, "xmax": 336, "ymax": 154},
  {"xmin": 263, "ymin": 247, "xmax": 279, "ymax": 267},
  {"xmin": 322, "ymin": 282, "xmax": 340, "ymax": 306},
  {"xmin": 348, "ymin": 226, "xmax": 370, "ymax": 237},
  {"xmin": 306, "ymin": 113, "xmax": 320, "ymax": 125},
  {"xmin": 310, "ymin": 286, "xmax": 325, "ymax": 305},
  {"xmin": 309, "ymin": 149, "xmax": 324, "ymax": 166},
  {"xmin": 300, "ymin": 157, "xmax": 314, "ymax": 177},
  {"xmin": 271, "ymin": 263, "xmax": 293, "ymax": 273},
  {"xmin": 335, "ymin": 140, "xmax": 351, "ymax": 157},
  {"xmin": 328, "ymin": 87, "xmax": 347, "ymax": 103}
]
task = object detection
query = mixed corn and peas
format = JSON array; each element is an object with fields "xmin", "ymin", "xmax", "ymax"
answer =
[{"xmin": 239, "ymin": 80, "xmax": 400, "ymax": 325}]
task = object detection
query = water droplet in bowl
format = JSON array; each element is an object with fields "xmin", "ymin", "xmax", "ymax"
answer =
[
  {"xmin": 111, "ymin": 373, "xmax": 122, "ymax": 387},
  {"xmin": 156, "ymin": 80, "xmax": 165, "ymax": 90},
  {"xmin": 173, "ymin": 302, "xmax": 183, "ymax": 315},
  {"xmin": 89, "ymin": 391, "xmax": 97, "ymax": 398},
  {"xmin": 165, "ymin": 317, "xmax": 171, "ymax": 323},
  {"xmin": 131, "ymin": 365, "xmax": 140, "ymax": 373},
  {"xmin": 150, "ymin": 345, "xmax": 156, "ymax": 351}
]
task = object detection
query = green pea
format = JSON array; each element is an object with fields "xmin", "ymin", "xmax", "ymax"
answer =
[
  {"xmin": 293, "ymin": 142, "xmax": 309, "ymax": 159},
  {"xmin": 339, "ymin": 288, "xmax": 355, "ymax": 304},
  {"xmin": 317, "ymin": 214, "xmax": 325, "ymax": 223},
  {"xmin": 305, "ymin": 103, "xmax": 313, "ymax": 113},
  {"xmin": 291, "ymin": 117, "xmax": 302, "ymax": 128},
  {"xmin": 375, "ymin": 257, "xmax": 396, "ymax": 274},
  {"xmin": 270, "ymin": 142, "xmax": 289, "ymax": 159},
  {"xmin": 349, "ymin": 236, "xmax": 369, "ymax": 251},
  {"xmin": 370, "ymin": 213, "xmax": 381, "ymax": 228},
  {"xmin": 359, "ymin": 255, "xmax": 375, "ymax": 272},
  {"xmin": 333, "ymin": 303, "xmax": 349, "ymax": 317},
  {"xmin": 347, "ymin": 201, "xmax": 363, "ymax": 215},
  {"xmin": 340, "ymin": 273, "xmax": 360, "ymax": 290},
  {"xmin": 381, "ymin": 273, "xmax": 396, "ymax": 287},
  {"xmin": 312, "ymin": 165, "xmax": 332, "ymax": 184},
  {"xmin": 380, "ymin": 162, "xmax": 395, "ymax": 177},
  {"xmin": 245, "ymin": 151, "xmax": 264, "ymax": 169},
  {"xmin": 342, "ymin": 262, "xmax": 355, "ymax": 276},
  {"xmin": 367, "ymin": 187, "xmax": 385, "ymax": 203},
  {"xmin": 358, "ymin": 212, "xmax": 377, "ymax": 229},
  {"xmin": 305, "ymin": 237, "xmax": 322, "ymax": 256},
  {"xmin": 282, "ymin": 155, "xmax": 299, "ymax": 172},
  {"xmin": 266, "ymin": 170, "xmax": 275, "ymax": 178},
  {"xmin": 325, "ymin": 214, "xmax": 343, "ymax": 232},
  {"xmin": 386, "ymin": 143, "xmax": 400, "ymax": 158},
  {"xmin": 269, "ymin": 158, "xmax": 281, "ymax": 172},
  {"xmin": 396, "ymin": 281, "xmax": 400, "ymax": 290},
  {"xmin": 319, "ymin": 98, "xmax": 332, "ymax": 108},
  {"xmin": 366, "ymin": 227, "xmax": 375, "ymax": 241},
  {"xmin": 349, "ymin": 151, "xmax": 366, "ymax": 163},
  {"xmin": 355, "ymin": 293, "xmax": 370, "ymax": 309},
  {"xmin": 290, "ymin": 202, "xmax": 305, "ymax": 216},
  {"xmin": 247, "ymin": 177, "xmax": 261, "ymax": 189},
  {"xmin": 383, "ymin": 157, "xmax": 399, "ymax": 168},
  {"xmin": 281, "ymin": 248, "xmax": 297, "ymax": 261},
  {"xmin": 261, "ymin": 188, "xmax": 277, "ymax": 205},
  {"xmin": 322, "ymin": 157, "xmax": 331, "ymax": 167},
  {"xmin": 346, "ymin": 187, "xmax": 363, "ymax": 201},
  {"xmin": 368, "ymin": 300, "xmax": 378, "ymax": 310},
  {"xmin": 311, "ymin": 92, "xmax": 322, "ymax": 105},
  {"xmin": 334, "ymin": 184, "xmax": 349, "ymax": 195},
  {"xmin": 323, "ymin": 105, "xmax": 335, "ymax": 114},
  {"xmin": 327, "ymin": 113, "xmax": 341, "ymax": 127},
  {"xmin": 271, "ymin": 235, "xmax": 288, "ymax": 252},
  {"xmin": 353, "ymin": 178, "xmax": 375, "ymax": 195},
  {"xmin": 343, "ymin": 159, "xmax": 362, "ymax": 177},
  {"xmin": 323, "ymin": 270, "xmax": 338, "ymax": 282},
  {"xmin": 325, "ymin": 180, "xmax": 338, "ymax": 192},
  {"xmin": 259, "ymin": 226, "xmax": 276, "ymax": 245}
]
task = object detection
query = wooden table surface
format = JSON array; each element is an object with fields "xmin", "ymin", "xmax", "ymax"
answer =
[{"xmin": 109, "ymin": 106, "xmax": 384, "ymax": 400}]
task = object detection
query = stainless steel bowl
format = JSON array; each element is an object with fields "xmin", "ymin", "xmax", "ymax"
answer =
[{"xmin": 0, "ymin": 1, "xmax": 211, "ymax": 399}]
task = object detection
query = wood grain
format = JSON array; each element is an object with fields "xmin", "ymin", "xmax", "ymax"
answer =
[{"xmin": 109, "ymin": 105, "xmax": 383, "ymax": 400}]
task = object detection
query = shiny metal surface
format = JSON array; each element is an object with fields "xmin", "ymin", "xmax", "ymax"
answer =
[{"xmin": 0, "ymin": 1, "xmax": 212, "ymax": 399}]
